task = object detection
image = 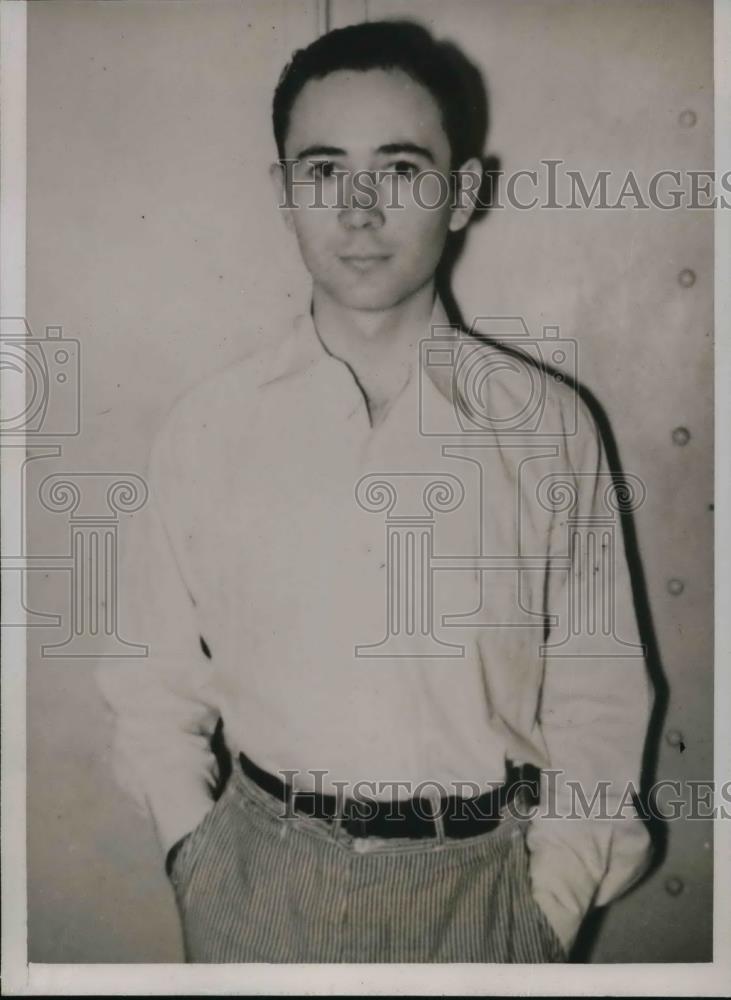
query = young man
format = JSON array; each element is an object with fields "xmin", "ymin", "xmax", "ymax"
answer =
[{"xmin": 97, "ymin": 21, "xmax": 653, "ymax": 963}]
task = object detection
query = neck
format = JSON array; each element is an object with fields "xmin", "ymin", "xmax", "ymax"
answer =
[{"xmin": 310, "ymin": 282, "xmax": 436, "ymax": 426}]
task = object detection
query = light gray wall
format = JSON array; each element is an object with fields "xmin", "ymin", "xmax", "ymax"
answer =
[{"xmin": 27, "ymin": 0, "xmax": 713, "ymax": 962}]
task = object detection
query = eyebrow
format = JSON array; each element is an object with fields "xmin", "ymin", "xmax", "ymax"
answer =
[
  {"xmin": 292, "ymin": 145, "xmax": 347, "ymax": 161},
  {"xmin": 376, "ymin": 143, "xmax": 435, "ymax": 163},
  {"xmin": 291, "ymin": 142, "xmax": 436, "ymax": 163}
]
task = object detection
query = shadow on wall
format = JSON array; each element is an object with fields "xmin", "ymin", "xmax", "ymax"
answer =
[
  {"xmin": 440, "ymin": 279, "xmax": 669, "ymax": 964},
  {"xmin": 432, "ymin": 32, "xmax": 669, "ymax": 964}
]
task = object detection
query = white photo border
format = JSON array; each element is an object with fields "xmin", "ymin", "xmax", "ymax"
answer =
[{"xmin": 1, "ymin": 0, "xmax": 729, "ymax": 993}]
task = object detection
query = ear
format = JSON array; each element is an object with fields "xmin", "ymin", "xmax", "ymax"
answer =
[
  {"xmin": 448, "ymin": 157, "xmax": 484, "ymax": 232},
  {"xmin": 269, "ymin": 160, "xmax": 295, "ymax": 231}
]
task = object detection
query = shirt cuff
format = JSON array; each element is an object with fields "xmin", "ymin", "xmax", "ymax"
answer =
[
  {"xmin": 531, "ymin": 886, "xmax": 586, "ymax": 954},
  {"xmin": 525, "ymin": 821, "xmax": 607, "ymax": 953},
  {"xmin": 143, "ymin": 772, "xmax": 215, "ymax": 855}
]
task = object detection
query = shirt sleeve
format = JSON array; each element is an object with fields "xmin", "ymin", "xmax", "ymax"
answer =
[
  {"xmin": 95, "ymin": 415, "xmax": 221, "ymax": 855},
  {"xmin": 525, "ymin": 399, "xmax": 654, "ymax": 952}
]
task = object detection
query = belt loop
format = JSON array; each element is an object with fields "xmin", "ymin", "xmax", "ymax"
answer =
[
  {"xmin": 430, "ymin": 791, "xmax": 446, "ymax": 845},
  {"xmin": 331, "ymin": 782, "xmax": 347, "ymax": 842}
]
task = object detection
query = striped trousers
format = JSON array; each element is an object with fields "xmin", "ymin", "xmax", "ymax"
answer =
[{"xmin": 168, "ymin": 761, "xmax": 567, "ymax": 963}]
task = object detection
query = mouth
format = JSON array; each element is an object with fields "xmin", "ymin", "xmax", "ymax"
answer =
[{"xmin": 338, "ymin": 254, "xmax": 392, "ymax": 273}]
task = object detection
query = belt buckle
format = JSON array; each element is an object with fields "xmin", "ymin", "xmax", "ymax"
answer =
[
  {"xmin": 343, "ymin": 798, "xmax": 372, "ymax": 838},
  {"xmin": 291, "ymin": 789, "xmax": 315, "ymax": 817},
  {"xmin": 350, "ymin": 815, "xmax": 369, "ymax": 838}
]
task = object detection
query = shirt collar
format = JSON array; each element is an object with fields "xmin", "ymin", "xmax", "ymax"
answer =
[{"xmin": 260, "ymin": 295, "xmax": 457, "ymax": 394}]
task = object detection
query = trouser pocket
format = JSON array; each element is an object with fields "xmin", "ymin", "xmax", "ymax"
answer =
[
  {"xmin": 169, "ymin": 782, "xmax": 232, "ymax": 901},
  {"xmin": 525, "ymin": 889, "xmax": 568, "ymax": 961},
  {"xmin": 512, "ymin": 825, "xmax": 568, "ymax": 962}
]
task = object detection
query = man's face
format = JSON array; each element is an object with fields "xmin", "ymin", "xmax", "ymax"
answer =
[{"xmin": 275, "ymin": 68, "xmax": 468, "ymax": 312}]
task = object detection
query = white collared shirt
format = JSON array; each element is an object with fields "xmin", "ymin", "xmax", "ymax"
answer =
[{"xmin": 97, "ymin": 298, "xmax": 653, "ymax": 951}]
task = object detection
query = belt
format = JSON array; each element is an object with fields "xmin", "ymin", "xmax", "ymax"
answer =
[{"xmin": 238, "ymin": 750, "xmax": 539, "ymax": 840}]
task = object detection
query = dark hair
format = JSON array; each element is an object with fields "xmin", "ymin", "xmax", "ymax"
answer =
[{"xmin": 272, "ymin": 20, "xmax": 487, "ymax": 168}]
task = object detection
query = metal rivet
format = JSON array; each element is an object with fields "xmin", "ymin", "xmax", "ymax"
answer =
[
  {"xmin": 665, "ymin": 876, "xmax": 684, "ymax": 896},
  {"xmin": 678, "ymin": 268, "xmax": 696, "ymax": 288},
  {"xmin": 678, "ymin": 109, "xmax": 697, "ymax": 128},
  {"xmin": 672, "ymin": 426, "xmax": 691, "ymax": 446},
  {"xmin": 665, "ymin": 729, "xmax": 684, "ymax": 747},
  {"xmin": 667, "ymin": 578, "xmax": 685, "ymax": 596}
]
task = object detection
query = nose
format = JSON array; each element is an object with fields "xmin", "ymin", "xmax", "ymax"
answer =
[
  {"xmin": 338, "ymin": 204, "xmax": 384, "ymax": 230},
  {"xmin": 337, "ymin": 172, "xmax": 385, "ymax": 230}
]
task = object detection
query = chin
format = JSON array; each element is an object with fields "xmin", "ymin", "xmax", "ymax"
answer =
[
  {"xmin": 322, "ymin": 278, "xmax": 427, "ymax": 313},
  {"xmin": 336, "ymin": 292, "xmax": 403, "ymax": 311}
]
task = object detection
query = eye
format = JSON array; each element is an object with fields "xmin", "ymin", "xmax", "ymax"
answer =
[
  {"xmin": 383, "ymin": 160, "xmax": 420, "ymax": 178},
  {"xmin": 308, "ymin": 160, "xmax": 338, "ymax": 179}
]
